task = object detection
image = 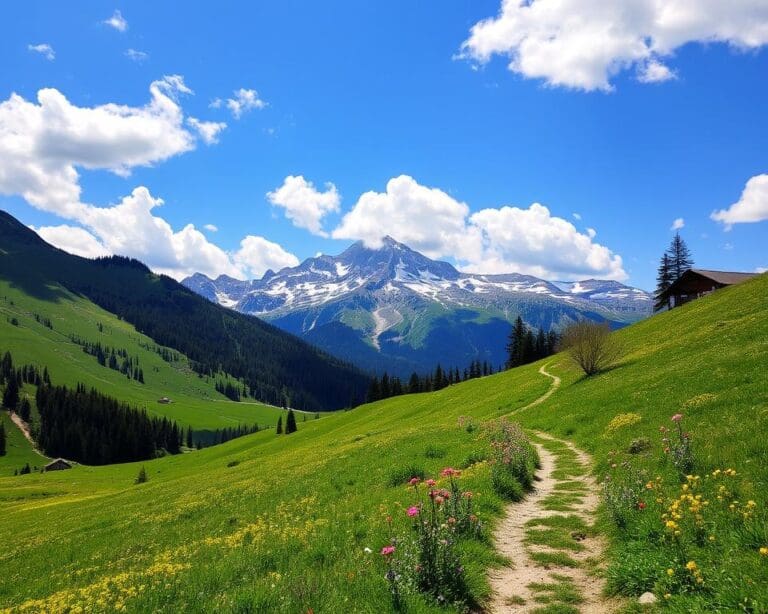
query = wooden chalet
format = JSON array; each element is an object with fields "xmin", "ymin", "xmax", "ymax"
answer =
[
  {"xmin": 659, "ymin": 269, "xmax": 757, "ymax": 309},
  {"xmin": 44, "ymin": 458, "xmax": 73, "ymax": 472}
]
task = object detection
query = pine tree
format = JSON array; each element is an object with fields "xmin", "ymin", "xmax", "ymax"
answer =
[
  {"xmin": 19, "ymin": 397, "xmax": 31, "ymax": 423},
  {"xmin": 2, "ymin": 376, "xmax": 19, "ymax": 410},
  {"xmin": 668, "ymin": 232, "xmax": 694, "ymax": 281},
  {"xmin": 408, "ymin": 372, "xmax": 421, "ymax": 394},
  {"xmin": 366, "ymin": 378, "xmax": 381, "ymax": 403},
  {"xmin": 285, "ymin": 409, "xmax": 297, "ymax": 434},
  {"xmin": 135, "ymin": 466, "xmax": 148, "ymax": 484},
  {"xmin": 654, "ymin": 252, "xmax": 674, "ymax": 312},
  {"xmin": 186, "ymin": 427, "xmax": 193, "ymax": 448},
  {"xmin": 506, "ymin": 316, "xmax": 527, "ymax": 368},
  {"xmin": 0, "ymin": 421, "xmax": 6, "ymax": 456},
  {"xmin": 276, "ymin": 415, "xmax": 283, "ymax": 434}
]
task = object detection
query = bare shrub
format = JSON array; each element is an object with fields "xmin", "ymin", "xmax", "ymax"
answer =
[{"xmin": 561, "ymin": 321, "xmax": 622, "ymax": 376}]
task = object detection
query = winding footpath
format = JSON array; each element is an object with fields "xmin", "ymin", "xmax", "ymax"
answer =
[{"xmin": 488, "ymin": 364, "xmax": 615, "ymax": 613}]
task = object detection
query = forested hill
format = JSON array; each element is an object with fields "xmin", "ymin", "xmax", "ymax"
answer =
[{"xmin": 0, "ymin": 211, "xmax": 369, "ymax": 411}]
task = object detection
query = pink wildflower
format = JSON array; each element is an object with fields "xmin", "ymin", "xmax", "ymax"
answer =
[
  {"xmin": 407, "ymin": 506, "xmax": 419, "ymax": 517},
  {"xmin": 671, "ymin": 413, "xmax": 683, "ymax": 423},
  {"xmin": 426, "ymin": 479, "xmax": 436, "ymax": 487},
  {"xmin": 435, "ymin": 496, "xmax": 445, "ymax": 505},
  {"xmin": 381, "ymin": 546, "xmax": 395, "ymax": 556},
  {"xmin": 408, "ymin": 477, "xmax": 421, "ymax": 486},
  {"xmin": 441, "ymin": 467, "xmax": 461, "ymax": 478},
  {"xmin": 463, "ymin": 491, "xmax": 473, "ymax": 499}
]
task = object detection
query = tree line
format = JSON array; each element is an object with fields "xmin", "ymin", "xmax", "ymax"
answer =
[
  {"xmin": 505, "ymin": 316, "xmax": 559, "ymax": 369},
  {"xmin": 36, "ymin": 383, "xmax": 183, "ymax": 465},
  {"xmin": 68, "ymin": 335, "xmax": 145, "ymax": 383}
]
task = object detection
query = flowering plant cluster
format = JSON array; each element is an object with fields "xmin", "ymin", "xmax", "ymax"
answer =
[
  {"xmin": 660, "ymin": 413, "xmax": 694, "ymax": 478},
  {"xmin": 484, "ymin": 418, "xmax": 539, "ymax": 499},
  {"xmin": 379, "ymin": 468, "xmax": 481, "ymax": 608},
  {"xmin": 603, "ymin": 414, "xmax": 768, "ymax": 605}
]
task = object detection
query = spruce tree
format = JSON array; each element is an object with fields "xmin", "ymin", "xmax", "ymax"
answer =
[
  {"xmin": 285, "ymin": 409, "xmax": 297, "ymax": 434},
  {"xmin": 19, "ymin": 398, "xmax": 31, "ymax": 423},
  {"xmin": 2, "ymin": 376, "xmax": 19, "ymax": 410},
  {"xmin": 506, "ymin": 316, "xmax": 527, "ymax": 368},
  {"xmin": 654, "ymin": 252, "xmax": 674, "ymax": 312},
  {"xmin": 135, "ymin": 466, "xmax": 148, "ymax": 484},
  {"xmin": 0, "ymin": 421, "xmax": 6, "ymax": 456},
  {"xmin": 668, "ymin": 232, "xmax": 694, "ymax": 280},
  {"xmin": 276, "ymin": 415, "xmax": 283, "ymax": 434},
  {"xmin": 408, "ymin": 372, "xmax": 421, "ymax": 394}
]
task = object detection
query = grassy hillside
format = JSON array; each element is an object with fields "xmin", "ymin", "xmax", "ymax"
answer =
[
  {"xmin": 0, "ymin": 273, "xmax": 765, "ymax": 612},
  {"xmin": 0, "ymin": 210, "xmax": 369, "ymax": 412}
]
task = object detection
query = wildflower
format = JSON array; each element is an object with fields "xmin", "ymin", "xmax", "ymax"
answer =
[
  {"xmin": 426, "ymin": 479, "xmax": 436, "ymax": 487},
  {"xmin": 667, "ymin": 568, "xmax": 675, "ymax": 576},
  {"xmin": 760, "ymin": 547, "xmax": 768, "ymax": 556},
  {"xmin": 434, "ymin": 496, "xmax": 445, "ymax": 505},
  {"xmin": 408, "ymin": 477, "xmax": 421, "ymax": 486},
  {"xmin": 685, "ymin": 561, "xmax": 697, "ymax": 571},
  {"xmin": 462, "ymin": 491, "xmax": 473, "ymax": 499},
  {"xmin": 664, "ymin": 593, "xmax": 671, "ymax": 600},
  {"xmin": 637, "ymin": 501, "xmax": 646, "ymax": 510},
  {"xmin": 406, "ymin": 506, "xmax": 419, "ymax": 517},
  {"xmin": 441, "ymin": 467, "xmax": 461, "ymax": 478},
  {"xmin": 381, "ymin": 546, "xmax": 395, "ymax": 557},
  {"xmin": 671, "ymin": 413, "xmax": 683, "ymax": 423},
  {"xmin": 364, "ymin": 547, "xmax": 372, "ymax": 554}
]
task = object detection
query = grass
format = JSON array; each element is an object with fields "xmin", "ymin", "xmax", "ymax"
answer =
[
  {"xmin": 0, "ymin": 358, "xmax": 551, "ymax": 612},
  {"xmin": 0, "ymin": 268, "xmax": 765, "ymax": 611},
  {"xmin": 529, "ymin": 551, "xmax": 580, "ymax": 569},
  {"xmin": 0, "ymin": 412, "xmax": 45, "ymax": 472}
]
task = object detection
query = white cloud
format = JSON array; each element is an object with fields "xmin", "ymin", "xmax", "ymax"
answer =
[
  {"xmin": 125, "ymin": 48, "xmax": 149, "ymax": 62},
  {"xmin": 34, "ymin": 224, "xmax": 109, "ymax": 259},
  {"xmin": 0, "ymin": 78, "xmax": 296, "ymax": 280},
  {"xmin": 333, "ymin": 175, "xmax": 626, "ymax": 280},
  {"xmin": 460, "ymin": 0, "xmax": 768, "ymax": 91},
  {"xmin": 572, "ymin": 212, "xmax": 581, "ymax": 220},
  {"xmin": 756, "ymin": 267, "xmax": 767, "ymax": 274},
  {"xmin": 268, "ymin": 175, "xmax": 340, "ymax": 237},
  {"xmin": 28, "ymin": 43, "xmax": 55, "ymax": 61},
  {"xmin": 333, "ymin": 175, "xmax": 482, "ymax": 262},
  {"xmin": 711, "ymin": 174, "xmax": 768, "ymax": 229},
  {"xmin": 671, "ymin": 217, "xmax": 685, "ymax": 230},
  {"xmin": 209, "ymin": 98, "xmax": 223, "ymax": 109},
  {"xmin": 233, "ymin": 235, "xmax": 300, "ymax": 277},
  {"xmin": 586, "ymin": 227, "xmax": 596, "ymax": 238},
  {"xmin": 639, "ymin": 59, "xmax": 676, "ymax": 83},
  {"xmin": 203, "ymin": 224, "xmax": 218, "ymax": 232},
  {"xmin": 225, "ymin": 89, "xmax": 266, "ymax": 119},
  {"xmin": 104, "ymin": 10, "xmax": 127, "ymax": 32},
  {"xmin": 187, "ymin": 117, "xmax": 227, "ymax": 144}
]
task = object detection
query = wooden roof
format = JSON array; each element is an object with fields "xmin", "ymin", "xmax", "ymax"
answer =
[{"xmin": 688, "ymin": 269, "xmax": 757, "ymax": 285}]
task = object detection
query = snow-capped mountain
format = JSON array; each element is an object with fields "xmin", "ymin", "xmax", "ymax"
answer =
[{"xmin": 183, "ymin": 237, "xmax": 652, "ymax": 375}]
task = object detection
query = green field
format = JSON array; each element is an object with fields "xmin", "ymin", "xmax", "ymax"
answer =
[
  {"xmin": 0, "ymin": 277, "xmax": 286, "ymax": 437},
  {"xmin": 0, "ymin": 274, "xmax": 766, "ymax": 612}
]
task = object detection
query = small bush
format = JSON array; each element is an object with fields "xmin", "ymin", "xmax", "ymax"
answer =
[
  {"xmin": 135, "ymin": 466, "xmax": 148, "ymax": 484},
  {"xmin": 628, "ymin": 437, "xmax": 652, "ymax": 454},
  {"xmin": 561, "ymin": 320, "xmax": 622, "ymax": 376},
  {"xmin": 424, "ymin": 445, "xmax": 446, "ymax": 459},
  {"xmin": 605, "ymin": 412, "xmax": 642, "ymax": 434},
  {"xmin": 484, "ymin": 419, "xmax": 539, "ymax": 498},
  {"xmin": 227, "ymin": 460, "xmax": 240, "ymax": 467},
  {"xmin": 388, "ymin": 465, "xmax": 426, "ymax": 487},
  {"xmin": 461, "ymin": 450, "xmax": 488, "ymax": 468}
]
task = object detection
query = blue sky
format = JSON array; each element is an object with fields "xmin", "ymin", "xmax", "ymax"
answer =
[{"xmin": 1, "ymin": 1, "xmax": 767, "ymax": 290}]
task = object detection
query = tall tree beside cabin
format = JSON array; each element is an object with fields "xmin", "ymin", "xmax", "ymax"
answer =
[{"xmin": 654, "ymin": 232, "xmax": 694, "ymax": 312}]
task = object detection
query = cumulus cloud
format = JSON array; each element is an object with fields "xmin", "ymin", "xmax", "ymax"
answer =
[
  {"xmin": 187, "ymin": 117, "xmax": 227, "ymax": 144},
  {"xmin": 671, "ymin": 217, "xmax": 685, "ymax": 230},
  {"xmin": 103, "ymin": 10, "xmax": 127, "ymax": 32},
  {"xmin": 225, "ymin": 89, "xmax": 267, "ymax": 119},
  {"xmin": 203, "ymin": 224, "xmax": 218, "ymax": 232},
  {"xmin": 459, "ymin": 0, "xmax": 768, "ymax": 91},
  {"xmin": 268, "ymin": 175, "xmax": 341, "ymax": 237},
  {"xmin": 711, "ymin": 174, "xmax": 768, "ymax": 229},
  {"xmin": 125, "ymin": 48, "xmax": 149, "ymax": 62},
  {"xmin": 0, "ymin": 78, "xmax": 296, "ymax": 280},
  {"xmin": 233, "ymin": 235, "xmax": 300, "ymax": 278},
  {"xmin": 333, "ymin": 175, "xmax": 482, "ymax": 262},
  {"xmin": 28, "ymin": 43, "xmax": 55, "ymax": 61},
  {"xmin": 34, "ymin": 225, "xmax": 109, "ymax": 259},
  {"xmin": 333, "ymin": 175, "xmax": 625, "ymax": 280}
]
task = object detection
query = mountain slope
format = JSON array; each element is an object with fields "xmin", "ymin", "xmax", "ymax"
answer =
[
  {"xmin": 1, "ymin": 271, "xmax": 765, "ymax": 612},
  {"xmin": 185, "ymin": 237, "xmax": 652, "ymax": 375},
  {"xmin": 0, "ymin": 210, "xmax": 369, "ymax": 411}
]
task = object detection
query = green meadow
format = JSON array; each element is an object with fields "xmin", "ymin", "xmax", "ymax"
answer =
[
  {"xmin": 0, "ymin": 273, "xmax": 766, "ymax": 612},
  {"xmin": 0, "ymin": 277, "xmax": 285, "ymax": 438}
]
